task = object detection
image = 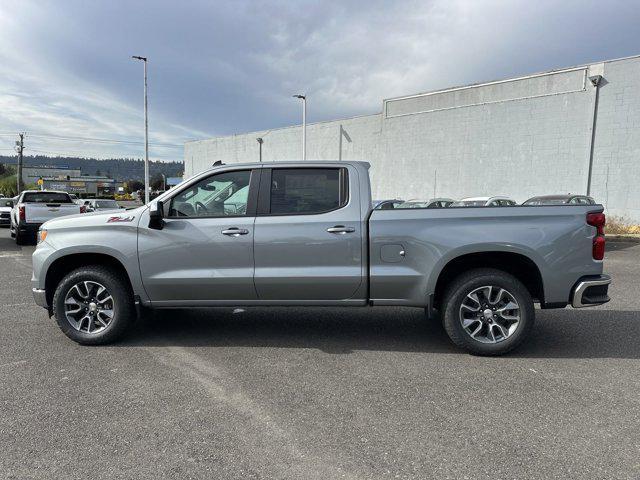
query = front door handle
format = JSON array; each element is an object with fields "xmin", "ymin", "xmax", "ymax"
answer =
[
  {"xmin": 327, "ymin": 225, "xmax": 355, "ymax": 234},
  {"xmin": 222, "ymin": 227, "xmax": 249, "ymax": 236}
]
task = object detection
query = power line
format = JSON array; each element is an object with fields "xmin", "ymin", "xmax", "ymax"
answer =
[
  {"xmin": 28, "ymin": 133, "xmax": 183, "ymax": 148},
  {"xmin": 0, "ymin": 132, "xmax": 185, "ymax": 148}
]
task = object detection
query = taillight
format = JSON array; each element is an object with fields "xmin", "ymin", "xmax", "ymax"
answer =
[
  {"xmin": 18, "ymin": 205, "xmax": 25, "ymax": 222},
  {"xmin": 587, "ymin": 212, "xmax": 605, "ymax": 235},
  {"xmin": 80, "ymin": 205, "xmax": 87, "ymax": 213},
  {"xmin": 593, "ymin": 236, "xmax": 605, "ymax": 260},
  {"xmin": 587, "ymin": 212, "xmax": 606, "ymax": 260}
]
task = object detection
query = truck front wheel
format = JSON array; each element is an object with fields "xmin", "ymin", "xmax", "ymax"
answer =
[
  {"xmin": 442, "ymin": 268, "xmax": 535, "ymax": 355},
  {"xmin": 52, "ymin": 266, "xmax": 134, "ymax": 345}
]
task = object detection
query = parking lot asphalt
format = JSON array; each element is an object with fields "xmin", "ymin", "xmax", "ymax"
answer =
[{"xmin": 0, "ymin": 227, "xmax": 639, "ymax": 480}]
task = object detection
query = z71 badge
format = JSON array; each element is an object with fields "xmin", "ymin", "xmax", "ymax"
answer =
[{"xmin": 107, "ymin": 216, "xmax": 135, "ymax": 223}]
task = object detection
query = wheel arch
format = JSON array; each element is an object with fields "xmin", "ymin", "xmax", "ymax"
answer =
[
  {"xmin": 432, "ymin": 251, "xmax": 545, "ymax": 310},
  {"xmin": 45, "ymin": 253, "xmax": 134, "ymax": 307}
]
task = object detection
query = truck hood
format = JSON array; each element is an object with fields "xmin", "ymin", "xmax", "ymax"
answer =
[{"xmin": 42, "ymin": 205, "xmax": 147, "ymax": 230}]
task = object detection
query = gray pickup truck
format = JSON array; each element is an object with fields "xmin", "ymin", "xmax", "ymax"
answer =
[{"xmin": 31, "ymin": 161, "xmax": 610, "ymax": 355}]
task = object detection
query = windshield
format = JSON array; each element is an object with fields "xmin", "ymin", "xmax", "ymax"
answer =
[
  {"xmin": 524, "ymin": 198, "xmax": 567, "ymax": 205},
  {"xmin": 22, "ymin": 192, "xmax": 72, "ymax": 203},
  {"xmin": 397, "ymin": 202, "xmax": 427, "ymax": 209},
  {"xmin": 450, "ymin": 200, "xmax": 486, "ymax": 207},
  {"xmin": 95, "ymin": 200, "xmax": 120, "ymax": 209}
]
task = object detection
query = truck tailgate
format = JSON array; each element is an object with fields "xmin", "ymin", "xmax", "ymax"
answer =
[{"xmin": 25, "ymin": 203, "xmax": 80, "ymax": 223}]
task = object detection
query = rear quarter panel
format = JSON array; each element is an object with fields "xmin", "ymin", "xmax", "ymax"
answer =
[{"xmin": 369, "ymin": 205, "xmax": 604, "ymax": 306}]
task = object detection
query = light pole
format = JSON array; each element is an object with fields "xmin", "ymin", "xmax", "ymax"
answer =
[
  {"xmin": 293, "ymin": 94, "xmax": 306, "ymax": 160},
  {"xmin": 586, "ymin": 75, "xmax": 603, "ymax": 196},
  {"xmin": 257, "ymin": 137, "xmax": 263, "ymax": 162},
  {"xmin": 132, "ymin": 55, "xmax": 150, "ymax": 204}
]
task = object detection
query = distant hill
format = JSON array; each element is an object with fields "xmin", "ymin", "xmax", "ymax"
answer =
[{"xmin": 0, "ymin": 155, "xmax": 183, "ymax": 182}]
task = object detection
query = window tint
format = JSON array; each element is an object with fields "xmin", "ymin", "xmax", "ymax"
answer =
[
  {"xmin": 22, "ymin": 192, "xmax": 72, "ymax": 203},
  {"xmin": 269, "ymin": 168, "xmax": 346, "ymax": 215},
  {"xmin": 170, "ymin": 170, "xmax": 251, "ymax": 217}
]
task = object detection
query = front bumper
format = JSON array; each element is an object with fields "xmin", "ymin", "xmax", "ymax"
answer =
[
  {"xmin": 571, "ymin": 274, "xmax": 611, "ymax": 308},
  {"xmin": 32, "ymin": 288, "xmax": 48, "ymax": 309}
]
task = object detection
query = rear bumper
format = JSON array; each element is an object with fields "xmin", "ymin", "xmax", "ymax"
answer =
[
  {"xmin": 17, "ymin": 223, "xmax": 42, "ymax": 235},
  {"xmin": 571, "ymin": 274, "xmax": 611, "ymax": 308},
  {"xmin": 32, "ymin": 288, "xmax": 48, "ymax": 309}
]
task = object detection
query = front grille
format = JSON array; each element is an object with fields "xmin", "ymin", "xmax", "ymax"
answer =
[{"xmin": 0, "ymin": 212, "xmax": 9, "ymax": 219}]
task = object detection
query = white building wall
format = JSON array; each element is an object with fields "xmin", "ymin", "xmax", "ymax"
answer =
[{"xmin": 185, "ymin": 55, "xmax": 640, "ymax": 222}]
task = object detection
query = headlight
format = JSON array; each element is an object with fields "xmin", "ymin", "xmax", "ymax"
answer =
[{"xmin": 37, "ymin": 228, "xmax": 48, "ymax": 244}]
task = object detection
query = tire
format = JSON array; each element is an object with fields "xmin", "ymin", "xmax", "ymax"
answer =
[
  {"xmin": 52, "ymin": 265, "xmax": 134, "ymax": 345},
  {"xmin": 441, "ymin": 268, "xmax": 534, "ymax": 356},
  {"xmin": 14, "ymin": 230, "xmax": 26, "ymax": 245}
]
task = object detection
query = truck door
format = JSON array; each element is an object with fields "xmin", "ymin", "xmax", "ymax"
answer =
[
  {"xmin": 138, "ymin": 168, "xmax": 259, "ymax": 303},
  {"xmin": 253, "ymin": 166, "xmax": 364, "ymax": 301}
]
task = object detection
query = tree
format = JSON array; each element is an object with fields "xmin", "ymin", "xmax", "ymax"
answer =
[
  {"xmin": 125, "ymin": 180, "xmax": 144, "ymax": 194},
  {"xmin": 0, "ymin": 174, "xmax": 17, "ymax": 196},
  {"xmin": 150, "ymin": 173, "xmax": 164, "ymax": 191}
]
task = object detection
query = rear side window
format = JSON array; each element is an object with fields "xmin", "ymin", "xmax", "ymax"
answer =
[
  {"xmin": 22, "ymin": 192, "xmax": 72, "ymax": 203},
  {"xmin": 269, "ymin": 168, "xmax": 347, "ymax": 215}
]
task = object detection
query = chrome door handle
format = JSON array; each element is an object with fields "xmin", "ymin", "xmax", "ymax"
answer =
[
  {"xmin": 222, "ymin": 228, "xmax": 249, "ymax": 236},
  {"xmin": 327, "ymin": 225, "xmax": 355, "ymax": 234}
]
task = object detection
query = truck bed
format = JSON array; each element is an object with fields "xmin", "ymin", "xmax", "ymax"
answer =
[{"xmin": 368, "ymin": 204, "xmax": 604, "ymax": 307}]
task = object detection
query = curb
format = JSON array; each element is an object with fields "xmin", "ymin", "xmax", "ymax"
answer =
[{"xmin": 606, "ymin": 234, "xmax": 640, "ymax": 243}]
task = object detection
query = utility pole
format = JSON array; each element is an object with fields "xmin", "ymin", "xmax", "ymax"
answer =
[
  {"xmin": 15, "ymin": 133, "xmax": 25, "ymax": 195},
  {"xmin": 293, "ymin": 94, "xmax": 306, "ymax": 160},
  {"xmin": 132, "ymin": 55, "xmax": 150, "ymax": 204}
]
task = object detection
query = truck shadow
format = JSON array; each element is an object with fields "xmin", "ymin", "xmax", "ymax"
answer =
[{"xmin": 119, "ymin": 306, "xmax": 640, "ymax": 359}]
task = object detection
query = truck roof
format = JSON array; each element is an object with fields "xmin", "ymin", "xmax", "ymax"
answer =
[{"xmin": 201, "ymin": 160, "xmax": 371, "ymax": 173}]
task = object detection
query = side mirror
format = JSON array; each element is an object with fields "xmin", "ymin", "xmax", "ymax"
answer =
[
  {"xmin": 4, "ymin": 200, "xmax": 13, "ymax": 208},
  {"xmin": 149, "ymin": 200, "xmax": 164, "ymax": 230}
]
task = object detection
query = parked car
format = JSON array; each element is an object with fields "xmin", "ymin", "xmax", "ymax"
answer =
[
  {"xmin": 32, "ymin": 161, "xmax": 610, "ymax": 355},
  {"xmin": 11, "ymin": 190, "xmax": 85, "ymax": 244},
  {"xmin": 397, "ymin": 198, "xmax": 455, "ymax": 209},
  {"xmin": 523, "ymin": 194, "xmax": 595, "ymax": 205},
  {"xmin": 450, "ymin": 196, "xmax": 517, "ymax": 207},
  {"xmin": 0, "ymin": 197, "xmax": 13, "ymax": 227},
  {"xmin": 372, "ymin": 199, "xmax": 404, "ymax": 210},
  {"xmin": 84, "ymin": 199, "xmax": 124, "ymax": 213}
]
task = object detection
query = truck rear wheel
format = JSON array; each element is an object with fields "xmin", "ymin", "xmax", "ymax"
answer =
[
  {"xmin": 52, "ymin": 266, "xmax": 134, "ymax": 345},
  {"xmin": 442, "ymin": 268, "xmax": 534, "ymax": 355},
  {"xmin": 14, "ymin": 227, "xmax": 25, "ymax": 245}
]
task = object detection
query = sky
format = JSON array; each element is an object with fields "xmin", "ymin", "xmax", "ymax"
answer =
[{"xmin": 0, "ymin": 0, "xmax": 639, "ymax": 162}]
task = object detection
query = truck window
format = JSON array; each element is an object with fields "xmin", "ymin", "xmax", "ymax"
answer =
[
  {"xmin": 22, "ymin": 192, "xmax": 72, "ymax": 203},
  {"xmin": 269, "ymin": 168, "xmax": 347, "ymax": 215},
  {"xmin": 169, "ymin": 170, "xmax": 251, "ymax": 217}
]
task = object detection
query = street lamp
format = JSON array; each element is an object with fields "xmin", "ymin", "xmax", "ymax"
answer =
[
  {"xmin": 132, "ymin": 55, "xmax": 150, "ymax": 204},
  {"xmin": 293, "ymin": 94, "xmax": 306, "ymax": 160},
  {"xmin": 257, "ymin": 137, "xmax": 263, "ymax": 162}
]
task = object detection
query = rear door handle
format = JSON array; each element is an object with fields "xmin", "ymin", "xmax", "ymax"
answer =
[
  {"xmin": 327, "ymin": 225, "xmax": 355, "ymax": 234},
  {"xmin": 222, "ymin": 227, "xmax": 249, "ymax": 236}
]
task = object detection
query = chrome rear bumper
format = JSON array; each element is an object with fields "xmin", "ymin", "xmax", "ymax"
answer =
[{"xmin": 571, "ymin": 275, "xmax": 611, "ymax": 308}]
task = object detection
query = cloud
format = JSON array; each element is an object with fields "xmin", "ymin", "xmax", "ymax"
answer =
[{"xmin": 0, "ymin": 0, "xmax": 638, "ymax": 159}]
